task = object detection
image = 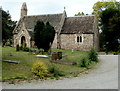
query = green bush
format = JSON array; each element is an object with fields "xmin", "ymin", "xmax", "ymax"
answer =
[
  {"xmin": 19, "ymin": 46, "xmax": 23, "ymax": 51},
  {"xmin": 78, "ymin": 58, "xmax": 90, "ymax": 67},
  {"xmin": 23, "ymin": 47, "xmax": 29, "ymax": 52},
  {"xmin": 118, "ymin": 45, "xmax": 120, "ymax": 53},
  {"xmin": 31, "ymin": 61, "xmax": 48, "ymax": 79},
  {"xmin": 48, "ymin": 64, "xmax": 64, "ymax": 77},
  {"xmin": 88, "ymin": 49, "xmax": 98, "ymax": 62},
  {"xmin": 16, "ymin": 44, "xmax": 19, "ymax": 51},
  {"xmin": 18, "ymin": 45, "xmax": 29, "ymax": 52}
]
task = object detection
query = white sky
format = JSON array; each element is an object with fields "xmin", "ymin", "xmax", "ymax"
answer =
[{"xmin": 1, "ymin": 0, "xmax": 120, "ymax": 21}]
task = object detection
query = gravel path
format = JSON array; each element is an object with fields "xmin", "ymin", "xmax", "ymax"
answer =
[{"xmin": 2, "ymin": 55, "xmax": 118, "ymax": 89}]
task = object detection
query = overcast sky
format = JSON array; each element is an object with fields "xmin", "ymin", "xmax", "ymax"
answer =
[{"xmin": 1, "ymin": 0, "xmax": 120, "ymax": 21}]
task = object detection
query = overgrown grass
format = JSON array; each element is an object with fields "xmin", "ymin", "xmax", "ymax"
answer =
[{"xmin": 2, "ymin": 47, "xmax": 96, "ymax": 81}]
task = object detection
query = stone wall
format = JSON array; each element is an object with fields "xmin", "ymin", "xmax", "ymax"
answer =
[
  {"xmin": 60, "ymin": 34, "xmax": 94, "ymax": 51},
  {"xmin": 93, "ymin": 16, "xmax": 99, "ymax": 51},
  {"xmin": 13, "ymin": 23, "xmax": 31, "ymax": 47},
  {"xmin": 51, "ymin": 33, "xmax": 57, "ymax": 48}
]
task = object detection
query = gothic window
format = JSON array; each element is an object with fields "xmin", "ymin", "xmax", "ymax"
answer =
[
  {"xmin": 77, "ymin": 36, "xmax": 82, "ymax": 43},
  {"xmin": 80, "ymin": 36, "xmax": 82, "ymax": 42},
  {"xmin": 77, "ymin": 36, "xmax": 79, "ymax": 42}
]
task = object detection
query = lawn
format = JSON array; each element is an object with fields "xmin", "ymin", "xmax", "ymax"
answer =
[{"xmin": 2, "ymin": 46, "xmax": 94, "ymax": 81}]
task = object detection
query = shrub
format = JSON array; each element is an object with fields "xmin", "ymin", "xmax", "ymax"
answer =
[
  {"xmin": 78, "ymin": 58, "xmax": 89, "ymax": 67},
  {"xmin": 23, "ymin": 47, "xmax": 29, "ymax": 52},
  {"xmin": 16, "ymin": 44, "xmax": 19, "ymax": 51},
  {"xmin": 48, "ymin": 64, "xmax": 64, "ymax": 77},
  {"xmin": 88, "ymin": 49, "xmax": 98, "ymax": 62},
  {"xmin": 19, "ymin": 46, "xmax": 23, "ymax": 51},
  {"xmin": 18, "ymin": 45, "xmax": 29, "ymax": 52},
  {"xmin": 118, "ymin": 45, "xmax": 120, "ymax": 53},
  {"xmin": 31, "ymin": 61, "xmax": 48, "ymax": 79}
]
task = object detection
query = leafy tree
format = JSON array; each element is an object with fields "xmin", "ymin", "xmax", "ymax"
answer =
[
  {"xmin": 74, "ymin": 12, "xmax": 88, "ymax": 16},
  {"xmin": 2, "ymin": 9, "xmax": 16, "ymax": 46},
  {"xmin": 92, "ymin": 0, "xmax": 120, "ymax": 19},
  {"xmin": 34, "ymin": 21, "xmax": 55, "ymax": 52},
  {"xmin": 100, "ymin": 8, "xmax": 120, "ymax": 51},
  {"xmin": 92, "ymin": 1, "xmax": 120, "ymax": 51}
]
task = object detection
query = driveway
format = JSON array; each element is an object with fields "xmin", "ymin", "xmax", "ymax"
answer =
[{"xmin": 2, "ymin": 55, "xmax": 118, "ymax": 89}]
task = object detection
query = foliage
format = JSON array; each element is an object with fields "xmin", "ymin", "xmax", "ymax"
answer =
[
  {"xmin": 44, "ymin": 22, "xmax": 55, "ymax": 52},
  {"xmin": 2, "ymin": 47, "xmax": 93, "ymax": 81},
  {"xmin": 88, "ymin": 49, "xmax": 98, "ymax": 62},
  {"xmin": 74, "ymin": 12, "xmax": 88, "ymax": 16},
  {"xmin": 92, "ymin": 0, "xmax": 120, "ymax": 19},
  {"xmin": 78, "ymin": 58, "xmax": 90, "ymax": 67},
  {"xmin": 100, "ymin": 8, "xmax": 120, "ymax": 51},
  {"xmin": 17, "ymin": 45, "xmax": 29, "ymax": 52},
  {"xmin": 78, "ymin": 49, "xmax": 98, "ymax": 68},
  {"xmin": 48, "ymin": 64, "xmax": 64, "ymax": 77},
  {"xmin": 34, "ymin": 21, "xmax": 55, "ymax": 52},
  {"xmin": 23, "ymin": 47, "xmax": 30, "ymax": 52},
  {"xmin": 34, "ymin": 21, "xmax": 45, "ymax": 49},
  {"xmin": 118, "ymin": 45, "xmax": 120, "ymax": 53},
  {"xmin": 31, "ymin": 61, "xmax": 48, "ymax": 79},
  {"xmin": 19, "ymin": 46, "xmax": 23, "ymax": 50},
  {"xmin": 2, "ymin": 9, "xmax": 16, "ymax": 46},
  {"xmin": 93, "ymin": 1, "xmax": 120, "ymax": 51}
]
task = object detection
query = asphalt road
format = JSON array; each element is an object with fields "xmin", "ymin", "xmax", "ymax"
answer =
[{"xmin": 2, "ymin": 55, "xmax": 118, "ymax": 89}]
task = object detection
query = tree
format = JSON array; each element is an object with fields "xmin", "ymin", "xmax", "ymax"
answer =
[
  {"xmin": 42, "ymin": 22, "xmax": 55, "ymax": 52},
  {"xmin": 74, "ymin": 12, "xmax": 88, "ymax": 16},
  {"xmin": 92, "ymin": 1, "xmax": 120, "ymax": 51},
  {"xmin": 2, "ymin": 9, "xmax": 16, "ymax": 46},
  {"xmin": 100, "ymin": 7, "xmax": 120, "ymax": 51},
  {"xmin": 34, "ymin": 21, "xmax": 55, "ymax": 52},
  {"xmin": 34, "ymin": 21, "xmax": 45, "ymax": 49},
  {"xmin": 92, "ymin": 0, "xmax": 120, "ymax": 19}
]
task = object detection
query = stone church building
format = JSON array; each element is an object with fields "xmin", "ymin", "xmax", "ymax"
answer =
[{"xmin": 13, "ymin": 2, "xmax": 99, "ymax": 51}]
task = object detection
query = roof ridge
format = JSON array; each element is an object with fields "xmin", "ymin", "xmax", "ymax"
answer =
[
  {"xmin": 67, "ymin": 15, "xmax": 95, "ymax": 18},
  {"xmin": 25, "ymin": 13, "xmax": 63, "ymax": 17}
]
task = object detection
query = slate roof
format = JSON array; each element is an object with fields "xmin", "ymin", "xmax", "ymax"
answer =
[
  {"xmin": 27, "ymin": 29, "xmax": 34, "ymax": 40},
  {"xmin": 24, "ymin": 14, "xmax": 63, "ymax": 31},
  {"xmin": 61, "ymin": 16, "xmax": 95, "ymax": 34},
  {"xmin": 13, "ymin": 14, "xmax": 96, "ymax": 40},
  {"xmin": 14, "ymin": 13, "xmax": 63, "ymax": 34}
]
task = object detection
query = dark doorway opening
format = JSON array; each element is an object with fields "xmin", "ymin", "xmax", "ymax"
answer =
[{"xmin": 21, "ymin": 36, "xmax": 26, "ymax": 47}]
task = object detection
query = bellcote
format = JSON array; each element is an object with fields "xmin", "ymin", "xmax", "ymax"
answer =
[{"xmin": 20, "ymin": 2, "xmax": 27, "ymax": 18}]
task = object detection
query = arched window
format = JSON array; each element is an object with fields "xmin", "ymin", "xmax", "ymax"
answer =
[
  {"xmin": 80, "ymin": 36, "xmax": 82, "ymax": 42},
  {"xmin": 77, "ymin": 36, "xmax": 82, "ymax": 43},
  {"xmin": 77, "ymin": 36, "xmax": 79, "ymax": 42}
]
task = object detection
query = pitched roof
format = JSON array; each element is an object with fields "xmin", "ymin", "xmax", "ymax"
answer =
[
  {"xmin": 14, "ymin": 13, "xmax": 63, "ymax": 34},
  {"xmin": 27, "ymin": 29, "xmax": 34, "ymax": 40},
  {"xmin": 61, "ymin": 16, "xmax": 95, "ymax": 34},
  {"xmin": 24, "ymin": 13, "xmax": 63, "ymax": 31}
]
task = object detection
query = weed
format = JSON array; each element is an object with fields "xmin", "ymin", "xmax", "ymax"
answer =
[
  {"xmin": 48, "ymin": 64, "xmax": 65, "ymax": 77},
  {"xmin": 9, "ymin": 81, "xmax": 15, "ymax": 84}
]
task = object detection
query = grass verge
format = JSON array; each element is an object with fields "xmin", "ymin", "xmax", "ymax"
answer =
[{"xmin": 2, "ymin": 47, "xmax": 97, "ymax": 82}]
